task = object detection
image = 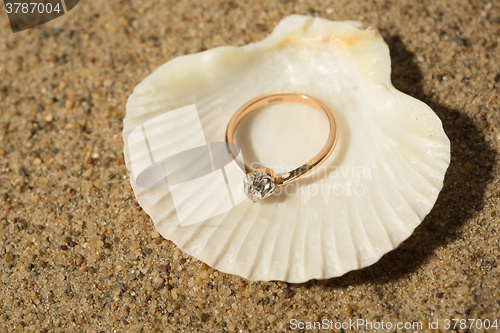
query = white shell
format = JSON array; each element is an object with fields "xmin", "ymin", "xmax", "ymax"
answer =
[{"xmin": 123, "ymin": 15, "xmax": 450, "ymax": 282}]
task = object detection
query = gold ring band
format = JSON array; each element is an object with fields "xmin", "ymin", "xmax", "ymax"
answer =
[{"xmin": 225, "ymin": 91, "xmax": 338, "ymax": 201}]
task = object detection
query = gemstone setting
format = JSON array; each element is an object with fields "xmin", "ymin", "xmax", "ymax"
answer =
[{"xmin": 243, "ymin": 169, "xmax": 276, "ymax": 202}]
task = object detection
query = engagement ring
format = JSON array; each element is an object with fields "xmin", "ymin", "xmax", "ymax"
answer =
[{"xmin": 225, "ymin": 91, "xmax": 338, "ymax": 202}]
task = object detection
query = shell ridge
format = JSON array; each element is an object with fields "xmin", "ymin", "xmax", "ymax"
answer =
[
  {"xmin": 317, "ymin": 195, "xmax": 327, "ymax": 279},
  {"xmin": 320, "ymin": 197, "xmax": 343, "ymax": 278},
  {"xmin": 339, "ymin": 194, "xmax": 361, "ymax": 270},
  {"xmin": 381, "ymin": 126, "xmax": 450, "ymax": 186},
  {"xmin": 298, "ymin": 201, "xmax": 313, "ymax": 280},
  {"xmin": 266, "ymin": 200, "xmax": 302, "ymax": 282},
  {"xmin": 370, "ymin": 178, "xmax": 413, "ymax": 244},
  {"xmin": 203, "ymin": 203, "xmax": 257, "ymax": 270},
  {"xmin": 350, "ymin": 190, "xmax": 378, "ymax": 264},
  {"xmin": 388, "ymin": 148, "xmax": 439, "ymax": 217},
  {"xmin": 244, "ymin": 207, "xmax": 282, "ymax": 280},
  {"xmin": 364, "ymin": 182, "xmax": 396, "ymax": 249},
  {"xmin": 374, "ymin": 154, "xmax": 423, "ymax": 224}
]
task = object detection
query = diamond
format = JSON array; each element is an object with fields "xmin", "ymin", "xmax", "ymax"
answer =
[{"xmin": 243, "ymin": 169, "xmax": 276, "ymax": 202}]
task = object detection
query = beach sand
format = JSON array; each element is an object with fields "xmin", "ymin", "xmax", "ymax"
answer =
[{"xmin": 0, "ymin": 0, "xmax": 498, "ymax": 331}]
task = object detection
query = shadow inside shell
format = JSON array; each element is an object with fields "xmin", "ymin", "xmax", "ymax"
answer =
[{"xmin": 287, "ymin": 34, "xmax": 497, "ymax": 288}]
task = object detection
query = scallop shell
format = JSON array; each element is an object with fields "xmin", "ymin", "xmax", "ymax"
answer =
[{"xmin": 123, "ymin": 15, "xmax": 450, "ymax": 282}]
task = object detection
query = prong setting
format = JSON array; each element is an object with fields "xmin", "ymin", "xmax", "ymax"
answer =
[{"xmin": 243, "ymin": 167, "xmax": 276, "ymax": 202}]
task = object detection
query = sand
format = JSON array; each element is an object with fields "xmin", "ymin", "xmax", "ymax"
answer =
[{"xmin": 0, "ymin": 0, "xmax": 498, "ymax": 331}]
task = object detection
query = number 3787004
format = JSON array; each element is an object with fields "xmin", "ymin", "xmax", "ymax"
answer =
[
  {"xmin": 5, "ymin": 2, "xmax": 62, "ymax": 14},
  {"xmin": 444, "ymin": 319, "xmax": 498, "ymax": 330}
]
